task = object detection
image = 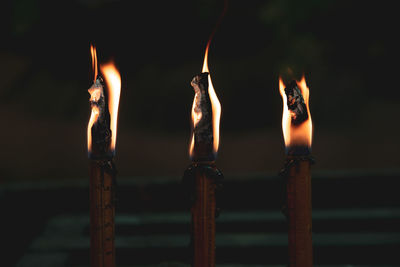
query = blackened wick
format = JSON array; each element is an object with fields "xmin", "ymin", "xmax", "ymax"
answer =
[
  {"xmin": 191, "ymin": 72, "xmax": 214, "ymax": 161},
  {"xmin": 284, "ymin": 80, "xmax": 309, "ymax": 126},
  {"xmin": 89, "ymin": 76, "xmax": 112, "ymax": 158}
]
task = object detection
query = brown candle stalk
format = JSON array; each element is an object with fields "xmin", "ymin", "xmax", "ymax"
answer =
[
  {"xmin": 281, "ymin": 151, "xmax": 314, "ymax": 267},
  {"xmin": 89, "ymin": 158, "xmax": 116, "ymax": 267},
  {"xmin": 183, "ymin": 162, "xmax": 223, "ymax": 267}
]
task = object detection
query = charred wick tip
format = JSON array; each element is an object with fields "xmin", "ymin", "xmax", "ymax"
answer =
[
  {"xmin": 96, "ymin": 74, "xmax": 103, "ymax": 83},
  {"xmin": 285, "ymin": 80, "xmax": 309, "ymax": 126},
  {"xmin": 191, "ymin": 72, "xmax": 209, "ymax": 89},
  {"xmin": 90, "ymin": 75, "xmax": 104, "ymax": 90},
  {"xmin": 191, "ymin": 72, "xmax": 214, "ymax": 162},
  {"xmin": 89, "ymin": 75, "xmax": 112, "ymax": 159}
]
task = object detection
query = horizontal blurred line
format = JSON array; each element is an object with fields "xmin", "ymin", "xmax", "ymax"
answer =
[
  {"xmin": 2, "ymin": 168, "xmax": 400, "ymax": 191},
  {"xmin": 43, "ymin": 208, "xmax": 400, "ymax": 229},
  {"xmin": 31, "ymin": 232, "xmax": 400, "ymax": 251},
  {"xmin": 115, "ymin": 208, "xmax": 400, "ymax": 224}
]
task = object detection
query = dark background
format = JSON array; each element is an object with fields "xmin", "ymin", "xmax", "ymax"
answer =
[
  {"xmin": 1, "ymin": 1, "xmax": 400, "ymax": 266},
  {"xmin": 1, "ymin": 0, "xmax": 399, "ymax": 181}
]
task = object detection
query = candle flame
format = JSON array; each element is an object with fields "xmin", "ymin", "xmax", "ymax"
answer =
[
  {"xmin": 87, "ymin": 45, "xmax": 100, "ymax": 153},
  {"xmin": 100, "ymin": 62, "xmax": 121, "ymax": 152},
  {"xmin": 90, "ymin": 44, "xmax": 97, "ymax": 82},
  {"xmin": 202, "ymin": 41, "xmax": 210, "ymax": 73},
  {"xmin": 87, "ymin": 45, "xmax": 121, "ymax": 155},
  {"xmin": 87, "ymin": 106, "xmax": 100, "ymax": 152},
  {"xmin": 279, "ymin": 75, "xmax": 312, "ymax": 149},
  {"xmin": 189, "ymin": 43, "xmax": 221, "ymax": 158}
]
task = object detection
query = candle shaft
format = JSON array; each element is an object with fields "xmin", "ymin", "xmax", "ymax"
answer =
[
  {"xmin": 89, "ymin": 159, "xmax": 116, "ymax": 267},
  {"xmin": 183, "ymin": 163, "xmax": 222, "ymax": 267},
  {"xmin": 285, "ymin": 157, "xmax": 313, "ymax": 267},
  {"xmin": 191, "ymin": 167, "xmax": 216, "ymax": 267}
]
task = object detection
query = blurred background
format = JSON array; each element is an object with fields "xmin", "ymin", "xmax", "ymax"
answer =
[{"xmin": 1, "ymin": 0, "xmax": 399, "ymax": 266}]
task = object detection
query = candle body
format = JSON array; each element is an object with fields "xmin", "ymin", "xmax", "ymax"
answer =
[
  {"xmin": 89, "ymin": 160, "xmax": 116, "ymax": 267},
  {"xmin": 285, "ymin": 157, "xmax": 313, "ymax": 267},
  {"xmin": 191, "ymin": 166, "xmax": 216, "ymax": 267},
  {"xmin": 184, "ymin": 163, "xmax": 222, "ymax": 267}
]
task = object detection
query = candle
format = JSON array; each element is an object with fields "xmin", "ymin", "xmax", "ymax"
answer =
[
  {"xmin": 87, "ymin": 45, "xmax": 121, "ymax": 267},
  {"xmin": 182, "ymin": 40, "xmax": 223, "ymax": 267},
  {"xmin": 279, "ymin": 76, "xmax": 314, "ymax": 267}
]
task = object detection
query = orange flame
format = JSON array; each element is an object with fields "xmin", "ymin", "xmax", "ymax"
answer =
[
  {"xmin": 100, "ymin": 62, "xmax": 121, "ymax": 152},
  {"xmin": 87, "ymin": 45, "xmax": 100, "ymax": 152},
  {"xmin": 90, "ymin": 44, "xmax": 97, "ymax": 82},
  {"xmin": 279, "ymin": 75, "xmax": 312, "ymax": 148},
  {"xmin": 87, "ymin": 105, "xmax": 100, "ymax": 152},
  {"xmin": 189, "ymin": 43, "xmax": 221, "ymax": 157}
]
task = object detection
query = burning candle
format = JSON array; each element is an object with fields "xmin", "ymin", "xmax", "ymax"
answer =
[
  {"xmin": 279, "ymin": 76, "xmax": 313, "ymax": 267},
  {"xmin": 87, "ymin": 45, "xmax": 121, "ymax": 267},
  {"xmin": 182, "ymin": 40, "xmax": 223, "ymax": 267},
  {"xmin": 189, "ymin": 44, "xmax": 221, "ymax": 162}
]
